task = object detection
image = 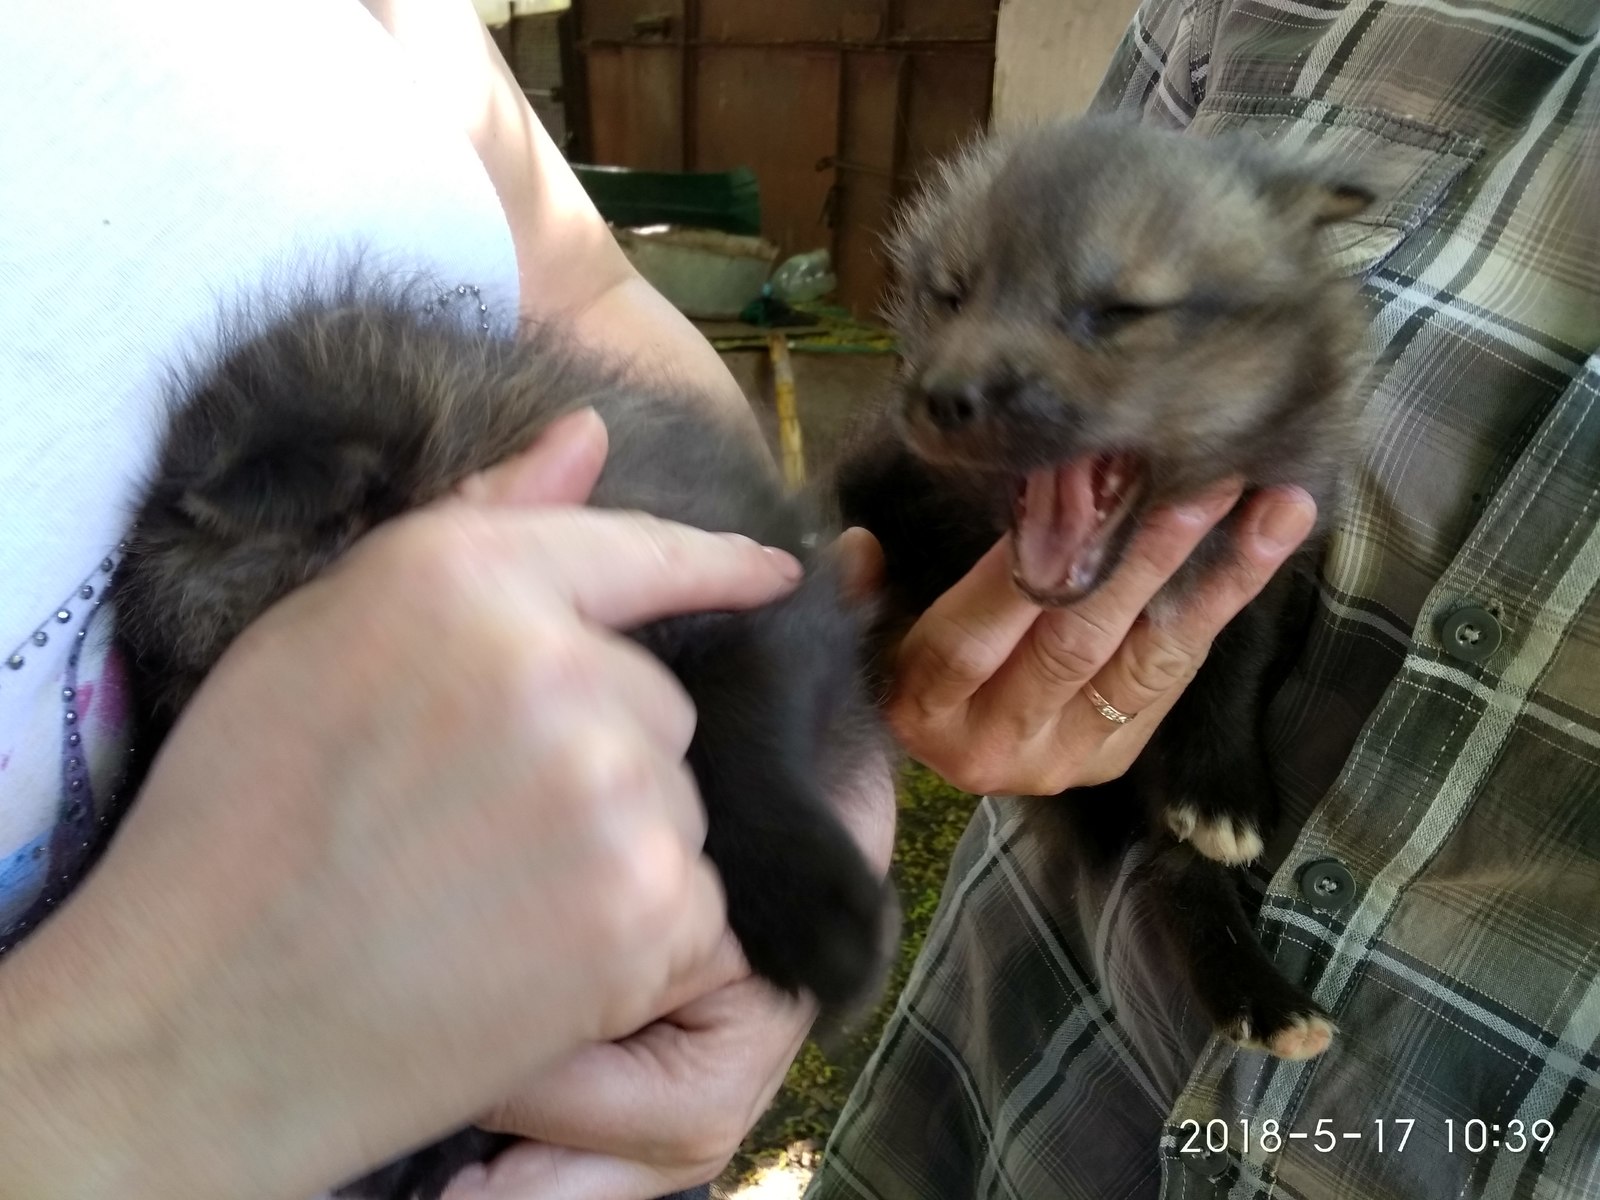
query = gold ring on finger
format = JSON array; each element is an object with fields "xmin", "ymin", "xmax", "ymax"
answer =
[{"xmin": 1083, "ymin": 681, "xmax": 1137, "ymax": 725}]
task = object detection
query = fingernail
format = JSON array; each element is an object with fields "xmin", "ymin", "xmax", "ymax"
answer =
[
  {"xmin": 835, "ymin": 526, "xmax": 873, "ymax": 564},
  {"xmin": 1251, "ymin": 488, "xmax": 1317, "ymax": 554},
  {"xmin": 764, "ymin": 546, "xmax": 805, "ymax": 580},
  {"xmin": 567, "ymin": 405, "xmax": 606, "ymax": 436},
  {"xmin": 1175, "ymin": 480, "xmax": 1243, "ymax": 524},
  {"xmin": 440, "ymin": 1165, "xmax": 489, "ymax": 1198},
  {"xmin": 542, "ymin": 407, "xmax": 607, "ymax": 457},
  {"xmin": 719, "ymin": 533, "xmax": 803, "ymax": 579}
]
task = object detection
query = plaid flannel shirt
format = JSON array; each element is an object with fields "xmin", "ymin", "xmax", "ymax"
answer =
[{"xmin": 807, "ymin": 2, "xmax": 1600, "ymax": 1198}]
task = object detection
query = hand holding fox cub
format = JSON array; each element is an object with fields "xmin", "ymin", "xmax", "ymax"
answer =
[
  {"xmin": 878, "ymin": 478, "xmax": 1317, "ymax": 798},
  {"xmin": 0, "ymin": 415, "xmax": 821, "ymax": 1200}
]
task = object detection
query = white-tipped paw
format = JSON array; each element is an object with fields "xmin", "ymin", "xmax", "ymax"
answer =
[
  {"xmin": 1165, "ymin": 805, "xmax": 1264, "ymax": 865},
  {"xmin": 1227, "ymin": 1011, "xmax": 1336, "ymax": 1061}
]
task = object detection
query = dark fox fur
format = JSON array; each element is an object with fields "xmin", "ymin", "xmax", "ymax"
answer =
[
  {"xmin": 835, "ymin": 117, "xmax": 1372, "ymax": 1060},
  {"xmin": 112, "ymin": 280, "xmax": 891, "ymax": 1200}
]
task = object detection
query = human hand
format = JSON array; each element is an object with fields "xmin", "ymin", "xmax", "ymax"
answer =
[
  {"xmin": 437, "ymin": 531, "xmax": 898, "ymax": 1200},
  {"xmin": 879, "ymin": 481, "xmax": 1318, "ymax": 796},
  {"xmin": 0, "ymin": 410, "xmax": 801, "ymax": 1200},
  {"xmin": 440, "ymin": 964, "xmax": 812, "ymax": 1200}
]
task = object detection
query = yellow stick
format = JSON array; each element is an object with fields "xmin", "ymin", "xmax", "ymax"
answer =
[{"xmin": 768, "ymin": 332, "xmax": 806, "ymax": 488}]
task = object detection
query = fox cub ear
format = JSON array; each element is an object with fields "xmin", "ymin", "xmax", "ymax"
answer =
[
  {"xmin": 1260, "ymin": 158, "xmax": 1377, "ymax": 226},
  {"xmin": 1283, "ymin": 174, "xmax": 1376, "ymax": 225},
  {"xmin": 180, "ymin": 437, "xmax": 387, "ymax": 538},
  {"xmin": 1222, "ymin": 131, "xmax": 1377, "ymax": 226}
]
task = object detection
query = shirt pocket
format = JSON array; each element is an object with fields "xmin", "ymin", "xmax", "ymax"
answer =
[{"xmin": 1187, "ymin": 93, "xmax": 1485, "ymax": 278}]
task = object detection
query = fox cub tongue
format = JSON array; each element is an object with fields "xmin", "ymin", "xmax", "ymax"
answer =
[{"xmin": 1011, "ymin": 453, "xmax": 1139, "ymax": 605}]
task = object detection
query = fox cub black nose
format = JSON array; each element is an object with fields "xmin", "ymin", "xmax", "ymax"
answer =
[
  {"xmin": 915, "ymin": 376, "xmax": 1024, "ymax": 438},
  {"xmin": 923, "ymin": 382, "xmax": 982, "ymax": 430},
  {"xmin": 920, "ymin": 373, "xmax": 1022, "ymax": 431}
]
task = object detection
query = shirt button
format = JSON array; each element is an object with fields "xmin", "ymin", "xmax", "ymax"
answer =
[
  {"xmin": 1298, "ymin": 858, "xmax": 1357, "ymax": 914},
  {"xmin": 1438, "ymin": 604, "xmax": 1502, "ymax": 664},
  {"xmin": 1187, "ymin": 1146, "xmax": 1231, "ymax": 1183}
]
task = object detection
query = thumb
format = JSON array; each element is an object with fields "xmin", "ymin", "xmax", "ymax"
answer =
[
  {"xmin": 833, "ymin": 525, "xmax": 886, "ymax": 603},
  {"xmin": 439, "ymin": 1143, "xmax": 689, "ymax": 1200},
  {"xmin": 454, "ymin": 407, "xmax": 609, "ymax": 508}
]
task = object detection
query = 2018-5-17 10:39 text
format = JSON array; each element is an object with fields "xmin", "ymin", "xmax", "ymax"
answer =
[{"xmin": 1177, "ymin": 1117, "xmax": 1557, "ymax": 1156}]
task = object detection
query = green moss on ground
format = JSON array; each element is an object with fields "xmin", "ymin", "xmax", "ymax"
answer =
[{"xmin": 719, "ymin": 764, "xmax": 977, "ymax": 1187}]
